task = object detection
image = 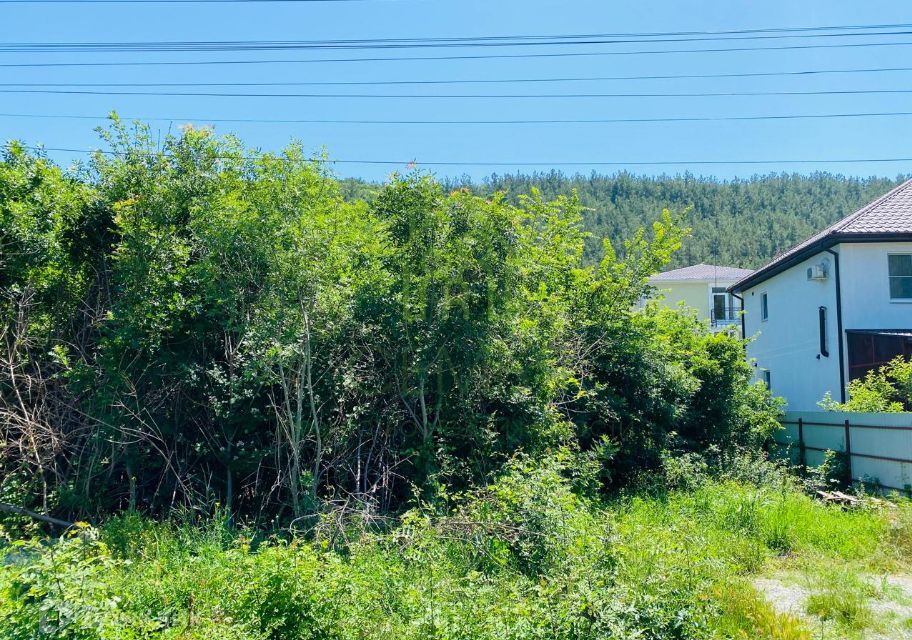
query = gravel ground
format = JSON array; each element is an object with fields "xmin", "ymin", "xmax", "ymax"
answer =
[{"xmin": 755, "ymin": 573, "xmax": 912, "ymax": 639}]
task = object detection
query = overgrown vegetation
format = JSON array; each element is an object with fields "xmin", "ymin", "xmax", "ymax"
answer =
[
  {"xmin": 2, "ymin": 457, "xmax": 910, "ymax": 639},
  {"xmin": 1, "ymin": 119, "xmax": 782, "ymax": 526},
  {"xmin": 820, "ymin": 357, "xmax": 912, "ymax": 412},
  {"xmin": 5, "ymin": 121, "xmax": 911, "ymax": 639}
]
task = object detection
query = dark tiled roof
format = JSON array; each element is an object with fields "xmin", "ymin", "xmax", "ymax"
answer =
[
  {"xmin": 650, "ymin": 263, "xmax": 753, "ymax": 282},
  {"xmin": 731, "ymin": 179, "xmax": 912, "ymax": 292}
]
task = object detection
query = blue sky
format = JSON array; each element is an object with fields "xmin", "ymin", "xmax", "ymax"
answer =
[{"xmin": 2, "ymin": 0, "xmax": 912, "ymax": 181}]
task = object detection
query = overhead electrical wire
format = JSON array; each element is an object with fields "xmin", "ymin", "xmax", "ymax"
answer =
[
  {"xmin": 4, "ymin": 21, "xmax": 911, "ymax": 171},
  {"xmin": 2, "ymin": 0, "xmax": 378, "ymax": 3},
  {"xmin": 3, "ymin": 39, "xmax": 912, "ymax": 67},
  {"xmin": 4, "ymin": 28, "xmax": 912, "ymax": 53},
  {"xmin": 4, "ymin": 65, "xmax": 912, "ymax": 87},
  {"xmin": 3, "ymin": 87, "xmax": 912, "ymax": 98},
  {"xmin": 6, "ymin": 22, "xmax": 912, "ymax": 49},
  {"xmin": 20, "ymin": 145, "xmax": 912, "ymax": 167},
  {"xmin": 5, "ymin": 110, "xmax": 912, "ymax": 125},
  {"xmin": 2, "ymin": 23, "xmax": 911, "ymax": 71},
  {"xmin": 0, "ymin": 21, "xmax": 912, "ymax": 37}
]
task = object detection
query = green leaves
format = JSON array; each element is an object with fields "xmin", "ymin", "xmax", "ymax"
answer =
[
  {"xmin": 2, "ymin": 119, "xmax": 783, "ymax": 526},
  {"xmin": 822, "ymin": 356, "xmax": 912, "ymax": 413}
]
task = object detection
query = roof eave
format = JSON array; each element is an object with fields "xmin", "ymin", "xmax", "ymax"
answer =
[
  {"xmin": 833, "ymin": 231, "xmax": 912, "ymax": 243},
  {"xmin": 729, "ymin": 231, "xmax": 912, "ymax": 293},
  {"xmin": 650, "ymin": 278, "xmax": 742, "ymax": 285}
]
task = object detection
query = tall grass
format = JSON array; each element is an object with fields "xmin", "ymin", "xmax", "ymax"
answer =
[{"xmin": 1, "ymin": 469, "xmax": 909, "ymax": 640}]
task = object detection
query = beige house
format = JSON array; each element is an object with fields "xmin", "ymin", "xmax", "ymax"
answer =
[{"xmin": 647, "ymin": 263, "xmax": 753, "ymax": 331}]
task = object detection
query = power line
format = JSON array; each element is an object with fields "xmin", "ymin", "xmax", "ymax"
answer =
[
  {"xmin": 4, "ymin": 65, "xmax": 912, "ymax": 87},
  {"xmin": 20, "ymin": 145, "xmax": 912, "ymax": 167},
  {"xmin": 5, "ymin": 28, "xmax": 912, "ymax": 53},
  {"xmin": 3, "ymin": 0, "xmax": 375, "ymax": 2},
  {"xmin": 3, "ymin": 87, "xmax": 912, "ymax": 98},
  {"xmin": 170, "ymin": 21, "xmax": 912, "ymax": 35},
  {"xmin": 4, "ymin": 110, "xmax": 912, "ymax": 125},
  {"xmin": 3, "ymin": 39, "xmax": 911, "ymax": 67},
  {"xmin": 6, "ymin": 22, "xmax": 912, "ymax": 48}
]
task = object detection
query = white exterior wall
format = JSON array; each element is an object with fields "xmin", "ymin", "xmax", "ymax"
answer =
[
  {"xmin": 840, "ymin": 242, "xmax": 912, "ymax": 329},
  {"xmin": 742, "ymin": 251, "xmax": 841, "ymax": 410},
  {"xmin": 743, "ymin": 241, "xmax": 912, "ymax": 411}
]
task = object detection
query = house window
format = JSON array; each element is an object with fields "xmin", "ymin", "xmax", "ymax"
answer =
[
  {"xmin": 818, "ymin": 306, "xmax": 829, "ymax": 357},
  {"xmin": 711, "ymin": 287, "xmax": 732, "ymax": 325},
  {"xmin": 762, "ymin": 370, "xmax": 771, "ymax": 388},
  {"xmin": 760, "ymin": 292, "xmax": 769, "ymax": 321},
  {"xmin": 889, "ymin": 254, "xmax": 912, "ymax": 300}
]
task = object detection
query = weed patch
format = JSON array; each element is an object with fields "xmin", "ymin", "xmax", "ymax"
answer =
[{"xmin": 1, "ymin": 473, "xmax": 910, "ymax": 640}]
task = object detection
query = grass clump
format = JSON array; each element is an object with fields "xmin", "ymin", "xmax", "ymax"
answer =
[
  {"xmin": 805, "ymin": 590, "xmax": 873, "ymax": 630},
  {"xmin": 711, "ymin": 581, "xmax": 810, "ymax": 640}
]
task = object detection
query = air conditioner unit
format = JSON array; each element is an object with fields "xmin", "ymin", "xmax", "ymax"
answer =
[{"xmin": 806, "ymin": 263, "xmax": 828, "ymax": 281}]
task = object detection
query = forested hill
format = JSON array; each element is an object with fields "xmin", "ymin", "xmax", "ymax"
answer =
[{"xmin": 439, "ymin": 172, "xmax": 906, "ymax": 268}]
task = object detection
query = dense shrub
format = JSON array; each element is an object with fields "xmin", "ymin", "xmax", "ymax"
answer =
[{"xmin": 1, "ymin": 121, "xmax": 781, "ymax": 526}]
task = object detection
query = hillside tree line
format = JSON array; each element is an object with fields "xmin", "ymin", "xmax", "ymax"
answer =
[{"xmin": 443, "ymin": 171, "xmax": 906, "ymax": 268}]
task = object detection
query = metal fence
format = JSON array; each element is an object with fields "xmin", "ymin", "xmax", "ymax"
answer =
[{"xmin": 774, "ymin": 410, "xmax": 912, "ymax": 493}]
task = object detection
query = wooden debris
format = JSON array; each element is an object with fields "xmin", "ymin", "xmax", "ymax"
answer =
[
  {"xmin": 815, "ymin": 490, "xmax": 861, "ymax": 506},
  {"xmin": 0, "ymin": 502, "xmax": 75, "ymax": 528}
]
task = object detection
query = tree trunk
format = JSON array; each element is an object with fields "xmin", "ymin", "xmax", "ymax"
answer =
[
  {"xmin": 225, "ymin": 454, "xmax": 233, "ymax": 519},
  {"xmin": 0, "ymin": 502, "xmax": 75, "ymax": 528},
  {"xmin": 304, "ymin": 312, "xmax": 322, "ymax": 500}
]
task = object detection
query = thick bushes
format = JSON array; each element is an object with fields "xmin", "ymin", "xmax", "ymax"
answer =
[{"xmin": 2, "ymin": 121, "xmax": 779, "ymax": 526}]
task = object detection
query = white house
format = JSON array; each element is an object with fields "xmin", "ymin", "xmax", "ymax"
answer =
[
  {"xmin": 730, "ymin": 180, "xmax": 912, "ymax": 410},
  {"xmin": 648, "ymin": 263, "xmax": 753, "ymax": 331}
]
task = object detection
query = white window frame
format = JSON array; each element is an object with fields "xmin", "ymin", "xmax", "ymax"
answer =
[
  {"xmin": 888, "ymin": 253, "xmax": 912, "ymax": 302},
  {"xmin": 760, "ymin": 291, "xmax": 769, "ymax": 321},
  {"xmin": 710, "ymin": 286, "xmax": 732, "ymax": 323}
]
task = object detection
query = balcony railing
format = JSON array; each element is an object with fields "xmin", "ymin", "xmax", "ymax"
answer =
[{"xmin": 710, "ymin": 306, "xmax": 740, "ymax": 327}]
